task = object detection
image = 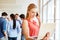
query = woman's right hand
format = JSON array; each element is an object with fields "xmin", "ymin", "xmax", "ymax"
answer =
[
  {"xmin": 26, "ymin": 38, "xmax": 33, "ymax": 40},
  {"xmin": 42, "ymin": 32, "xmax": 50, "ymax": 40},
  {"xmin": 26, "ymin": 36, "xmax": 36, "ymax": 40}
]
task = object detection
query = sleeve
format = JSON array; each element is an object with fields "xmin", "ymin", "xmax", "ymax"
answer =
[
  {"xmin": 18, "ymin": 20, "xmax": 22, "ymax": 28},
  {"xmin": 3, "ymin": 20, "xmax": 7, "ymax": 32},
  {"xmin": 17, "ymin": 22, "xmax": 21, "ymax": 33},
  {"xmin": 7, "ymin": 22, "xmax": 10, "ymax": 33}
]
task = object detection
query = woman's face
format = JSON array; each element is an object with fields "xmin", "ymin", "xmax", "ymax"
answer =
[{"xmin": 28, "ymin": 8, "xmax": 37, "ymax": 18}]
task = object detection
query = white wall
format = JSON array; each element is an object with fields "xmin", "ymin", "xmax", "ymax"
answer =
[{"xmin": 0, "ymin": 0, "xmax": 38, "ymax": 16}]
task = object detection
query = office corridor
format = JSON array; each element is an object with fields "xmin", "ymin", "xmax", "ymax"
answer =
[{"xmin": 0, "ymin": 0, "xmax": 60, "ymax": 40}]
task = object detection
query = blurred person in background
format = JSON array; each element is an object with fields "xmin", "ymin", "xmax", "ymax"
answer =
[
  {"xmin": 7, "ymin": 14, "xmax": 21, "ymax": 40},
  {"xmin": 19, "ymin": 14, "xmax": 25, "ymax": 40},
  {"xmin": 15, "ymin": 14, "xmax": 22, "ymax": 25},
  {"xmin": 15, "ymin": 14, "xmax": 22, "ymax": 40},
  {"xmin": 19, "ymin": 14, "xmax": 25, "ymax": 25},
  {"xmin": 0, "ymin": 12, "xmax": 8, "ymax": 40}
]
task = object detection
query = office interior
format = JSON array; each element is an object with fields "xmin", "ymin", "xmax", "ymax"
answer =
[{"xmin": 0, "ymin": 0, "xmax": 60, "ymax": 40}]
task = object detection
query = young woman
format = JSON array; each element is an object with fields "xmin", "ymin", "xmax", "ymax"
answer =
[
  {"xmin": 22, "ymin": 3, "xmax": 50, "ymax": 40},
  {"xmin": 7, "ymin": 14, "xmax": 20, "ymax": 40}
]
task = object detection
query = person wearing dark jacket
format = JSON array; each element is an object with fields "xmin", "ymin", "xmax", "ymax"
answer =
[{"xmin": 0, "ymin": 12, "xmax": 8, "ymax": 40}]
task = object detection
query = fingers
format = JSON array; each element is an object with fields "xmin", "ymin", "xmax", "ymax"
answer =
[
  {"xmin": 46, "ymin": 32, "xmax": 50, "ymax": 37},
  {"xmin": 42, "ymin": 32, "xmax": 50, "ymax": 40}
]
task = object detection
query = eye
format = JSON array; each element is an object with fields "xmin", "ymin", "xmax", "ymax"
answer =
[{"xmin": 32, "ymin": 11, "xmax": 35, "ymax": 13}]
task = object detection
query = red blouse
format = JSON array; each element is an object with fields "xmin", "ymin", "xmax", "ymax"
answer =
[{"xmin": 27, "ymin": 20, "xmax": 40, "ymax": 37}]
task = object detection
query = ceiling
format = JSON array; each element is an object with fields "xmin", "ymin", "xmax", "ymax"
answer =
[{"xmin": 0, "ymin": 0, "xmax": 16, "ymax": 4}]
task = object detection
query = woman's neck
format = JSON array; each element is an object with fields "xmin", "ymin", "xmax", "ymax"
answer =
[{"xmin": 27, "ymin": 17, "xmax": 33, "ymax": 22}]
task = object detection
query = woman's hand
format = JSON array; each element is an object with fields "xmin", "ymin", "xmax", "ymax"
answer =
[
  {"xmin": 42, "ymin": 32, "xmax": 50, "ymax": 40},
  {"xmin": 26, "ymin": 36, "xmax": 37, "ymax": 40},
  {"xmin": 26, "ymin": 38, "xmax": 33, "ymax": 40}
]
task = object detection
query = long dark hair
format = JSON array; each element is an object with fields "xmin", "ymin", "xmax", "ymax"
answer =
[{"xmin": 10, "ymin": 14, "xmax": 16, "ymax": 29}]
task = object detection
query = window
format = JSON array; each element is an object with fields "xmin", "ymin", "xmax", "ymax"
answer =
[{"xmin": 39, "ymin": 0, "xmax": 56, "ymax": 40}]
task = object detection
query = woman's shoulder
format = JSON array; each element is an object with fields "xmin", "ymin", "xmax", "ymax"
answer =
[
  {"xmin": 23, "ymin": 19, "xmax": 27, "ymax": 22},
  {"xmin": 22, "ymin": 19, "xmax": 28, "ymax": 24}
]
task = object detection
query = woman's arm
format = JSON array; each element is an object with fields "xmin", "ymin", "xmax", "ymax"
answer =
[
  {"xmin": 36, "ymin": 16, "xmax": 41, "ymax": 27},
  {"xmin": 22, "ymin": 20, "xmax": 33, "ymax": 40},
  {"xmin": 22, "ymin": 20, "xmax": 29, "ymax": 39}
]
